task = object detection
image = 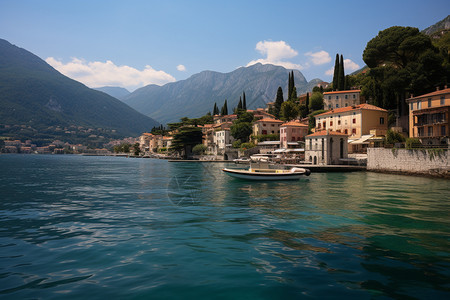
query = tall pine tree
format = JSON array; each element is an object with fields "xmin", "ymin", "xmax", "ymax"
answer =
[
  {"xmin": 274, "ymin": 87, "xmax": 284, "ymax": 119},
  {"xmin": 213, "ymin": 102, "xmax": 219, "ymax": 115},
  {"xmin": 332, "ymin": 54, "xmax": 339, "ymax": 91},
  {"xmin": 243, "ymin": 92, "xmax": 247, "ymax": 110},
  {"xmin": 221, "ymin": 100, "xmax": 228, "ymax": 116},
  {"xmin": 338, "ymin": 54, "xmax": 345, "ymax": 91},
  {"xmin": 305, "ymin": 92, "xmax": 310, "ymax": 115},
  {"xmin": 238, "ymin": 97, "xmax": 243, "ymax": 110}
]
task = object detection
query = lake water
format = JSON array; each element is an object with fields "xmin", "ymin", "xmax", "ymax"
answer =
[{"xmin": 0, "ymin": 154, "xmax": 449, "ymax": 299}]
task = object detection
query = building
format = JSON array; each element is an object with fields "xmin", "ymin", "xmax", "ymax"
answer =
[
  {"xmin": 213, "ymin": 114, "xmax": 237, "ymax": 124},
  {"xmin": 252, "ymin": 118, "xmax": 283, "ymax": 137},
  {"xmin": 305, "ymin": 130, "xmax": 349, "ymax": 165},
  {"xmin": 214, "ymin": 128, "xmax": 234, "ymax": 155},
  {"xmin": 406, "ymin": 87, "xmax": 449, "ymax": 145},
  {"xmin": 280, "ymin": 120, "xmax": 309, "ymax": 149},
  {"xmin": 315, "ymin": 104, "xmax": 388, "ymax": 153},
  {"xmin": 323, "ymin": 90, "xmax": 362, "ymax": 110}
]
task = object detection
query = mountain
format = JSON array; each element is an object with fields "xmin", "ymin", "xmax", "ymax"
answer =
[
  {"xmin": 122, "ymin": 63, "xmax": 322, "ymax": 124},
  {"xmin": 422, "ymin": 15, "xmax": 450, "ymax": 37},
  {"xmin": 94, "ymin": 86, "xmax": 130, "ymax": 99},
  {"xmin": 0, "ymin": 39, "xmax": 159, "ymax": 143}
]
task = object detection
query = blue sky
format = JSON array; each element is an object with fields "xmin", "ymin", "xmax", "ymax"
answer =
[{"xmin": 0, "ymin": 0, "xmax": 448, "ymax": 91}]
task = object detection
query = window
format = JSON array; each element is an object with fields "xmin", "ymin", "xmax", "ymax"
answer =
[
  {"xmin": 428, "ymin": 126, "xmax": 433, "ymax": 136},
  {"xmin": 328, "ymin": 104, "xmax": 332, "ymax": 109},
  {"xmin": 442, "ymin": 126, "xmax": 446, "ymax": 136},
  {"xmin": 323, "ymin": 121, "xmax": 326, "ymax": 129},
  {"xmin": 345, "ymin": 95, "xmax": 348, "ymax": 99},
  {"xmin": 338, "ymin": 120, "xmax": 341, "ymax": 125},
  {"xmin": 262, "ymin": 130, "xmax": 267, "ymax": 135},
  {"xmin": 336, "ymin": 96, "xmax": 339, "ymax": 100},
  {"xmin": 330, "ymin": 121, "xmax": 333, "ymax": 126},
  {"xmin": 441, "ymin": 96, "xmax": 445, "ymax": 105},
  {"xmin": 344, "ymin": 129, "xmax": 348, "ymax": 134},
  {"xmin": 318, "ymin": 123, "xmax": 321, "ymax": 128},
  {"xmin": 336, "ymin": 104, "xmax": 339, "ymax": 108},
  {"xmin": 353, "ymin": 94, "xmax": 356, "ymax": 99},
  {"xmin": 336, "ymin": 129, "xmax": 341, "ymax": 133},
  {"xmin": 418, "ymin": 102, "xmax": 421, "ymax": 109},
  {"xmin": 380, "ymin": 117, "xmax": 385, "ymax": 124},
  {"xmin": 328, "ymin": 96, "xmax": 331, "ymax": 100},
  {"xmin": 428, "ymin": 98, "xmax": 432, "ymax": 107},
  {"xmin": 410, "ymin": 103, "xmax": 414, "ymax": 111},
  {"xmin": 352, "ymin": 128, "xmax": 356, "ymax": 135},
  {"xmin": 352, "ymin": 118, "xmax": 356, "ymax": 124}
]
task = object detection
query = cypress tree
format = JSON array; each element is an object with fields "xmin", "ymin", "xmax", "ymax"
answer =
[
  {"xmin": 243, "ymin": 92, "xmax": 247, "ymax": 110},
  {"xmin": 238, "ymin": 97, "xmax": 243, "ymax": 110},
  {"xmin": 288, "ymin": 72, "xmax": 292, "ymax": 100},
  {"xmin": 306, "ymin": 92, "xmax": 310, "ymax": 115},
  {"xmin": 274, "ymin": 86, "xmax": 284, "ymax": 118},
  {"xmin": 290, "ymin": 86, "xmax": 297, "ymax": 102},
  {"xmin": 338, "ymin": 54, "xmax": 345, "ymax": 91},
  {"xmin": 291, "ymin": 71, "xmax": 295, "ymax": 97},
  {"xmin": 213, "ymin": 102, "xmax": 219, "ymax": 115},
  {"xmin": 221, "ymin": 100, "xmax": 228, "ymax": 116},
  {"xmin": 332, "ymin": 54, "xmax": 339, "ymax": 91}
]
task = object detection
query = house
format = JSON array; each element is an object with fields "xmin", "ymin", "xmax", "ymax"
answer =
[
  {"xmin": 323, "ymin": 90, "xmax": 362, "ymax": 110},
  {"xmin": 247, "ymin": 108, "xmax": 276, "ymax": 120},
  {"xmin": 252, "ymin": 118, "xmax": 283, "ymax": 137},
  {"xmin": 406, "ymin": 87, "xmax": 449, "ymax": 146},
  {"xmin": 280, "ymin": 120, "xmax": 309, "ymax": 149},
  {"xmin": 305, "ymin": 130, "xmax": 349, "ymax": 165},
  {"xmin": 214, "ymin": 128, "xmax": 234, "ymax": 155},
  {"xmin": 213, "ymin": 114, "xmax": 237, "ymax": 124},
  {"xmin": 315, "ymin": 103, "xmax": 388, "ymax": 153},
  {"xmin": 202, "ymin": 122, "xmax": 232, "ymax": 154}
]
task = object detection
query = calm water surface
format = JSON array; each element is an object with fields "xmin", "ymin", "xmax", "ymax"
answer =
[{"xmin": 0, "ymin": 154, "xmax": 449, "ymax": 299}]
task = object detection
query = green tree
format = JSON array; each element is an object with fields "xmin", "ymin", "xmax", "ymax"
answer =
[
  {"xmin": 280, "ymin": 101, "xmax": 299, "ymax": 121},
  {"xmin": 338, "ymin": 54, "xmax": 345, "ymax": 90},
  {"xmin": 237, "ymin": 97, "xmax": 243, "ymax": 110},
  {"xmin": 274, "ymin": 86, "xmax": 284, "ymax": 118},
  {"xmin": 385, "ymin": 129, "xmax": 406, "ymax": 145},
  {"xmin": 213, "ymin": 102, "xmax": 219, "ymax": 115},
  {"xmin": 332, "ymin": 54, "xmax": 339, "ymax": 90},
  {"xmin": 221, "ymin": 100, "xmax": 228, "ymax": 116},
  {"xmin": 133, "ymin": 143, "xmax": 140, "ymax": 156},
  {"xmin": 170, "ymin": 126, "xmax": 203, "ymax": 158},
  {"xmin": 290, "ymin": 86, "xmax": 297, "ymax": 101},
  {"xmin": 192, "ymin": 144, "xmax": 207, "ymax": 155},
  {"xmin": 230, "ymin": 122, "xmax": 252, "ymax": 143},
  {"xmin": 362, "ymin": 26, "xmax": 446, "ymax": 116},
  {"xmin": 242, "ymin": 91, "xmax": 247, "ymax": 110},
  {"xmin": 305, "ymin": 92, "xmax": 310, "ymax": 115},
  {"xmin": 309, "ymin": 92, "xmax": 324, "ymax": 111}
]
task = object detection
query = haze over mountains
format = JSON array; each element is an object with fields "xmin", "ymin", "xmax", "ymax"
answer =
[
  {"xmin": 0, "ymin": 38, "xmax": 159, "ymax": 142},
  {"xmin": 118, "ymin": 63, "xmax": 322, "ymax": 124}
]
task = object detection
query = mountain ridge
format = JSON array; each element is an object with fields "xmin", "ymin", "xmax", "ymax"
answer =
[
  {"xmin": 0, "ymin": 38, "xmax": 159, "ymax": 143},
  {"xmin": 122, "ymin": 63, "xmax": 321, "ymax": 124}
]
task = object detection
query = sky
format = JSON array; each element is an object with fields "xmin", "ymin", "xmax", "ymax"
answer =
[{"xmin": 0, "ymin": 0, "xmax": 448, "ymax": 92}]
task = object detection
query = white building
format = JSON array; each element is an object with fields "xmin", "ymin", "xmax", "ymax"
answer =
[
  {"xmin": 214, "ymin": 129, "xmax": 234, "ymax": 155},
  {"xmin": 305, "ymin": 130, "xmax": 349, "ymax": 165}
]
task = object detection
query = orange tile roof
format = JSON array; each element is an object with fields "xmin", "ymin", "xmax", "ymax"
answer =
[
  {"xmin": 306, "ymin": 130, "xmax": 349, "ymax": 137},
  {"xmin": 281, "ymin": 121, "xmax": 308, "ymax": 127},
  {"xmin": 407, "ymin": 88, "xmax": 450, "ymax": 101},
  {"xmin": 315, "ymin": 103, "xmax": 387, "ymax": 117},
  {"xmin": 142, "ymin": 133, "xmax": 153, "ymax": 136},
  {"xmin": 323, "ymin": 89, "xmax": 361, "ymax": 95},
  {"xmin": 255, "ymin": 118, "xmax": 283, "ymax": 123}
]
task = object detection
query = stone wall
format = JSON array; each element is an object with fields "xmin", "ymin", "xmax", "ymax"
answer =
[{"xmin": 367, "ymin": 148, "xmax": 449, "ymax": 177}]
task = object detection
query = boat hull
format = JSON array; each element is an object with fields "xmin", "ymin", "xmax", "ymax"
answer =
[{"xmin": 222, "ymin": 168, "xmax": 308, "ymax": 180}]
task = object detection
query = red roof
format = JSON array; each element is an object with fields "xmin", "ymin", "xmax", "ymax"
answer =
[
  {"xmin": 307, "ymin": 130, "xmax": 349, "ymax": 137},
  {"xmin": 323, "ymin": 89, "xmax": 361, "ymax": 95},
  {"xmin": 315, "ymin": 103, "xmax": 387, "ymax": 117},
  {"xmin": 407, "ymin": 88, "xmax": 450, "ymax": 101},
  {"xmin": 255, "ymin": 118, "xmax": 283, "ymax": 123},
  {"xmin": 281, "ymin": 121, "xmax": 308, "ymax": 127}
]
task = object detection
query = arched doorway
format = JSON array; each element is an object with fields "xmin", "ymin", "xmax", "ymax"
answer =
[{"xmin": 313, "ymin": 156, "xmax": 317, "ymax": 165}]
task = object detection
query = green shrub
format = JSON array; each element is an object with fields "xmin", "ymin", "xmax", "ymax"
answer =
[
  {"xmin": 192, "ymin": 144, "xmax": 206, "ymax": 155},
  {"xmin": 240, "ymin": 142, "xmax": 256, "ymax": 150},
  {"xmin": 232, "ymin": 140, "xmax": 242, "ymax": 148},
  {"xmin": 385, "ymin": 129, "xmax": 405, "ymax": 145},
  {"xmin": 405, "ymin": 138, "xmax": 422, "ymax": 149}
]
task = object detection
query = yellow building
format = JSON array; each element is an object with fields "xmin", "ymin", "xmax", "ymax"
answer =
[
  {"xmin": 315, "ymin": 104, "xmax": 388, "ymax": 153},
  {"xmin": 406, "ymin": 87, "xmax": 449, "ymax": 145},
  {"xmin": 323, "ymin": 90, "xmax": 362, "ymax": 110},
  {"xmin": 252, "ymin": 118, "xmax": 283, "ymax": 137}
]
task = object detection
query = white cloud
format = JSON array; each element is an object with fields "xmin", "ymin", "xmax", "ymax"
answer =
[
  {"xmin": 344, "ymin": 59, "xmax": 360, "ymax": 72},
  {"xmin": 305, "ymin": 50, "xmax": 331, "ymax": 65},
  {"xmin": 324, "ymin": 58, "xmax": 361, "ymax": 77},
  {"xmin": 246, "ymin": 40, "xmax": 303, "ymax": 70},
  {"xmin": 325, "ymin": 67, "xmax": 334, "ymax": 76},
  {"xmin": 177, "ymin": 64, "xmax": 186, "ymax": 72},
  {"xmin": 46, "ymin": 57, "xmax": 176, "ymax": 90}
]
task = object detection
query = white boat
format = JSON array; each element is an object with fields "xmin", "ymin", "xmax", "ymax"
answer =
[
  {"xmin": 233, "ymin": 158, "xmax": 251, "ymax": 164},
  {"xmin": 222, "ymin": 166, "xmax": 311, "ymax": 180}
]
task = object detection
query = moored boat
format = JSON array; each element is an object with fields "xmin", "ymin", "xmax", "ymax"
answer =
[{"xmin": 222, "ymin": 166, "xmax": 311, "ymax": 180}]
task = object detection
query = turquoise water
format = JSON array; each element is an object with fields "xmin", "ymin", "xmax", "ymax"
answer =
[{"xmin": 0, "ymin": 155, "xmax": 449, "ymax": 299}]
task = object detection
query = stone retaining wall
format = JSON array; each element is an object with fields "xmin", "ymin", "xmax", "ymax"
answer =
[{"xmin": 367, "ymin": 148, "xmax": 449, "ymax": 178}]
